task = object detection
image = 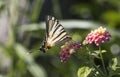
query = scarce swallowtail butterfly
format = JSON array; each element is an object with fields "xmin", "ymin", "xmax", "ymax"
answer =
[{"xmin": 39, "ymin": 15, "xmax": 72, "ymax": 52}]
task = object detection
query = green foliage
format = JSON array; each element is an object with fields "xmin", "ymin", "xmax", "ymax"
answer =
[
  {"xmin": 109, "ymin": 57, "xmax": 118, "ymax": 71},
  {"xmin": 77, "ymin": 66, "xmax": 92, "ymax": 77}
]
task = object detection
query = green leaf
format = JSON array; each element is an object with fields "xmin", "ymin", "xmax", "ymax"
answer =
[
  {"xmin": 72, "ymin": 33, "xmax": 82, "ymax": 42},
  {"xmin": 109, "ymin": 57, "xmax": 118, "ymax": 71},
  {"xmin": 77, "ymin": 66, "xmax": 92, "ymax": 77},
  {"xmin": 14, "ymin": 43, "xmax": 47, "ymax": 77},
  {"xmin": 90, "ymin": 50, "xmax": 107, "ymax": 58}
]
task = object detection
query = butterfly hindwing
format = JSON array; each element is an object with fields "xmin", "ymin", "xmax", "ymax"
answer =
[{"xmin": 40, "ymin": 15, "xmax": 71, "ymax": 52}]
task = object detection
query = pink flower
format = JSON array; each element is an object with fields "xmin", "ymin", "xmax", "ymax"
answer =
[
  {"xmin": 60, "ymin": 41, "xmax": 82, "ymax": 62},
  {"xmin": 86, "ymin": 26, "xmax": 111, "ymax": 46}
]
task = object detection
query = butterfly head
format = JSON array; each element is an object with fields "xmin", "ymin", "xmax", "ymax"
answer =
[
  {"xmin": 39, "ymin": 46, "xmax": 51, "ymax": 53},
  {"xmin": 39, "ymin": 46, "xmax": 46, "ymax": 53},
  {"xmin": 39, "ymin": 40, "xmax": 52, "ymax": 53}
]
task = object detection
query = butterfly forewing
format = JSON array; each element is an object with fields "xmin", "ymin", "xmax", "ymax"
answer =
[
  {"xmin": 40, "ymin": 15, "xmax": 71, "ymax": 52},
  {"xmin": 46, "ymin": 16, "xmax": 57, "ymax": 37}
]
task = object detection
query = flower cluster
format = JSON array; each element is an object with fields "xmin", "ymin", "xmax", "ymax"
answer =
[
  {"xmin": 86, "ymin": 26, "xmax": 111, "ymax": 46},
  {"xmin": 60, "ymin": 41, "xmax": 82, "ymax": 62}
]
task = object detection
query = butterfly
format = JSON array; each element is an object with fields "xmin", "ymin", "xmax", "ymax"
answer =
[{"xmin": 39, "ymin": 15, "xmax": 72, "ymax": 52}]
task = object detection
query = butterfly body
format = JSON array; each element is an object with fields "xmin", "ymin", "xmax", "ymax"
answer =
[{"xmin": 40, "ymin": 15, "xmax": 71, "ymax": 52}]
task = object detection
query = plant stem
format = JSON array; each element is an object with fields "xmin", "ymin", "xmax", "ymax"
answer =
[
  {"xmin": 86, "ymin": 46, "xmax": 92, "ymax": 62},
  {"xmin": 99, "ymin": 46, "xmax": 107, "ymax": 75},
  {"xmin": 86, "ymin": 46, "xmax": 105, "ymax": 76},
  {"xmin": 93, "ymin": 64, "xmax": 104, "ymax": 77}
]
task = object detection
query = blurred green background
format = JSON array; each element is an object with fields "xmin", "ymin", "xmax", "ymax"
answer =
[{"xmin": 0, "ymin": 0, "xmax": 120, "ymax": 77}]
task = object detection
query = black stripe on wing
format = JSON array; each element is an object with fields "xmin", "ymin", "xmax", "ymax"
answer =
[
  {"xmin": 52, "ymin": 24, "xmax": 64, "ymax": 37},
  {"xmin": 52, "ymin": 30, "xmax": 66, "ymax": 41},
  {"xmin": 50, "ymin": 24, "xmax": 72, "ymax": 44},
  {"xmin": 53, "ymin": 32, "xmax": 71, "ymax": 44}
]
